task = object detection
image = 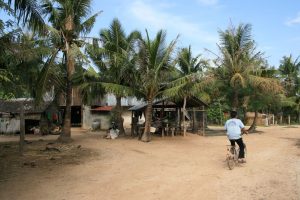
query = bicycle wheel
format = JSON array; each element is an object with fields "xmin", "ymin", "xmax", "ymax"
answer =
[
  {"xmin": 226, "ymin": 155, "xmax": 235, "ymax": 170},
  {"xmin": 227, "ymin": 146, "xmax": 236, "ymax": 170}
]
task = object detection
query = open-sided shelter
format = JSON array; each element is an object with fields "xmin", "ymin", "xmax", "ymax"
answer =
[{"xmin": 129, "ymin": 97, "xmax": 208, "ymax": 137}]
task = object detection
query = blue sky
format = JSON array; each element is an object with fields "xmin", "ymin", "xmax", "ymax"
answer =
[{"xmin": 89, "ymin": 0, "xmax": 300, "ymax": 67}]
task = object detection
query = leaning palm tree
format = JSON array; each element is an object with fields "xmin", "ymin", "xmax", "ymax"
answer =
[
  {"xmin": 36, "ymin": 0, "xmax": 100, "ymax": 142},
  {"xmin": 164, "ymin": 46, "xmax": 210, "ymax": 136},
  {"xmin": 136, "ymin": 30, "xmax": 177, "ymax": 142},
  {"xmin": 246, "ymin": 65, "xmax": 284, "ymax": 131},
  {"xmin": 86, "ymin": 18, "xmax": 141, "ymax": 135}
]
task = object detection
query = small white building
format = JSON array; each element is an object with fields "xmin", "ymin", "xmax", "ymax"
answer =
[
  {"xmin": 82, "ymin": 94, "xmax": 143, "ymax": 130},
  {"xmin": 0, "ymin": 99, "xmax": 50, "ymax": 134}
]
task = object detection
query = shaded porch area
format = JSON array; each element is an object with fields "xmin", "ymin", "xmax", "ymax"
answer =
[{"xmin": 129, "ymin": 97, "xmax": 208, "ymax": 138}]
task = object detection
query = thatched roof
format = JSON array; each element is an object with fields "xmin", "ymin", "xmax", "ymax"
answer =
[{"xmin": 0, "ymin": 99, "xmax": 51, "ymax": 114}]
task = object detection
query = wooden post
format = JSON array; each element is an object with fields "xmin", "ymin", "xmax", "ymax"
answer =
[
  {"xmin": 219, "ymin": 100, "xmax": 222, "ymax": 125},
  {"xmin": 183, "ymin": 97, "xmax": 187, "ymax": 137},
  {"xmin": 288, "ymin": 115, "xmax": 290, "ymax": 126},
  {"xmin": 177, "ymin": 108, "xmax": 181, "ymax": 135},
  {"xmin": 193, "ymin": 107, "xmax": 196, "ymax": 133},
  {"xmin": 131, "ymin": 111, "xmax": 134, "ymax": 136},
  {"xmin": 19, "ymin": 101, "xmax": 25, "ymax": 155},
  {"xmin": 202, "ymin": 106, "xmax": 205, "ymax": 136}
]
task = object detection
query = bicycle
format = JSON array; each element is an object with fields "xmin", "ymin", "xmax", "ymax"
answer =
[{"xmin": 226, "ymin": 142, "xmax": 247, "ymax": 170}]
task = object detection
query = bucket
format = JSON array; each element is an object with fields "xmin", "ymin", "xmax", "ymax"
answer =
[
  {"xmin": 92, "ymin": 121, "xmax": 100, "ymax": 130},
  {"xmin": 150, "ymin": 127, "xmax": 156, "ymax": 133}
]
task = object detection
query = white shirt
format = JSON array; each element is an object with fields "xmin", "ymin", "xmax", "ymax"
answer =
[{"xmin": 224, "ymin": 118, "xmax": 245, "ymax": 140}]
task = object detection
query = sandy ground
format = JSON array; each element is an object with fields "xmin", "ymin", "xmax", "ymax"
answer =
[{"xmin": 0, "ymin": 126, "xmax": 300, "ymax": 200}]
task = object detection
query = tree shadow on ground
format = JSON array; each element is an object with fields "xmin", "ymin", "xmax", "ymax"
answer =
[
  {"xmin": 282, "ymin": 126, "xmax": 299, "ymax": 128},
  {"xmin": 280, "ymin": 137, "xmax": 300, "ymax": 149},
  {"xmin": 0, "ymin": 140, "xmax": 99, "ymax": 182}
]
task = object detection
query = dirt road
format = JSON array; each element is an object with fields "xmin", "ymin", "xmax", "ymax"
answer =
[{"xmin": 0, "ymin": 126, "xmax": 299, "ymax": 200}]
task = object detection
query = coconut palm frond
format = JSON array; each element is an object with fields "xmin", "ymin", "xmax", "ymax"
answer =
[
  {"xmin": 80, "ymin": 11, "xmax": 102, "ymax": 35},
  {"xmin": 0, "ymin": 1, "xmax": 13, "ymax": 13},
  {"xmin": 86, "ymin": 44, "xmax": 108, "ymax": 73},
  {"xmin": 195, "ymin": 92, "xmax": 211, "ymax": 104},
  {"xmin": 127, "ymin": 30, "xmax": 142, "ymax": 45},
  {"xmin": 70, "ymin": 43, "xmax": 89, "ymax": 63},
  {"xmin": 85, "ymin": 67, "xmax": 99, "ymax": 78},
  {"xmin": 9, "ymin": 0, "xmax": 46, "ymax": 33},
  {"xmin": 77, "ymin": 80, "xmax": 105, "ymax": 105},
  {"xmin": 155, "ymin": 35, "xmax": 178, "ymax": 75},
  {"xmin": 167, "ymin": 73, "xmax": 198, "ymax": 87},
  {"xmin": 163, "ymin": 84, "xmax": 187, "ymax": 98},
  {"xmin": 248, "ymin": 75, "xmax": 284, "ymax": 94},
  {"xmin": 230, "ymin": 73, "xmax": 245, "ymax": 88},
  {"xmin": 35, "ymin": 49, "xmax": 64, "ymax": 103},
  {"xmin": 279, "ymin": 95, "xmax": 297, "ymax": 107},
  {"xmin": 101, "ymin": 82, "xmax": 134, "ymax": 97},
  {"xmin": 0, "ymin": 69, "xmax": 13, "ymax": 83},
  {"xmin": 192, "ymin": 75, "xmax": 216, "ymax": 92},
  {"xmin": 45, "ymin": 24, "xmax": 60, "ymax": 38}
]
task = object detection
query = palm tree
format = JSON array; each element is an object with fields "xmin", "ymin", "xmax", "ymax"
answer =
[
  {"xmin": 278, "ymin": 55, "xmax": 300, "ymax": 123},
  {"xmin": 164, "ymin": 46, "xmax": 210, "ymax": 136},
  {"xmin": 279, "ymin": 55, "xmax": 300, "ymax": 96},
  {"xmin": 0, "ymin": 27, "xmax": 49, "ymax": 98},
  {"xmin": 246, "ymin": 65, "xmax": 283, "ymax": 131},
  {"xmin": 136, "ymin": 30, "xmax": 177, "ymax": 142},
  {"xmin": 36, "ymin": 0, "xmax": 100, "ymax": 142},
  {"xmin": 86, "ymin": 18, "xmax": 141, "ymax": 135},
  {"xmin": 213, "ymin": 23, "xmax": 282, "ymax": 114}
]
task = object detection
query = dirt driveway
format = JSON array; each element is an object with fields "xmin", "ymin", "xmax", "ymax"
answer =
[{"xmin": 0, "ymin": 126, "xmax": 299, "ymax": 200}]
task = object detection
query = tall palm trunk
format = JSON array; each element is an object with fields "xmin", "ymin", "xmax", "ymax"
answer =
[
  {"xmin": 59, "ymin": 52, "xmax": 73, "ymax": 142},
  {"xmin": 242, "ymin": 107, "xmax": 247, "ymax": 124},
  {"xmin": 141, "ymin": 97, "xmax": 153, "ymax": 142},
  {"xmin": 248, "ymin": 110, "xmax": 258, "ymax": 132},
  {"xmin": 59, "ymin": 20, "xmax": 75, "ymax": 142},
  {"xmin": 232, "ymin": 90, "xmax": 239, "ymax": 110},
  {"xmin": 182, "ymin": 96, "xmax": 187, "ymax": 137},
  {"xmin": 115, "ymin": 96, "xmax": 125, "ymax": 135},
  {"xmin": 59, "ymin": 17, "xmax": 74, "ymax": 142}
]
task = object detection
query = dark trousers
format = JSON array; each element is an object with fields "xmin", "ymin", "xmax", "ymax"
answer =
[{"xmin": 229, "ymin": 138, "xmax": 245, "ymax": 158}]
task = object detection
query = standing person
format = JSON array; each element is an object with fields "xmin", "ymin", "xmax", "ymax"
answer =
[{"xmin": 225, "ymin": 110, "xmax": 248, "ymax": 163}]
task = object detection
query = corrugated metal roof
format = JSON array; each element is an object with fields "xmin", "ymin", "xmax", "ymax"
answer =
[
  {"xmin": 0, "ymin": 99, "xmax": 51, "ymax": 114},
  {"xmin": 128, "ymin": 97, "xmax": 208, "ymax": 111},
  {"xmin": 128, "ymin": 103, "xmax": 147, "ymax": 111}
]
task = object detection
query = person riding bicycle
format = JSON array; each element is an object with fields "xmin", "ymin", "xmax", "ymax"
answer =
[{"xmin": 224, "ymin": 110, "xmax": 248, "ymax": 163}]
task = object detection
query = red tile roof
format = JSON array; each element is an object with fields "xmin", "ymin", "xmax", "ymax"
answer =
[{"xmin": 90, "ymin": 106, "xmax": 113, "ymax": 111}]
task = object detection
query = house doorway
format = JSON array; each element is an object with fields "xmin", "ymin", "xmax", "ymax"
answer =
[
  {"xmin": 25, "ymin": 119, "xmax": 40, "ymax": 134},
  {"xmin": 71, "ymin": 106, "xmax": 82, "ymax": 127}
]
